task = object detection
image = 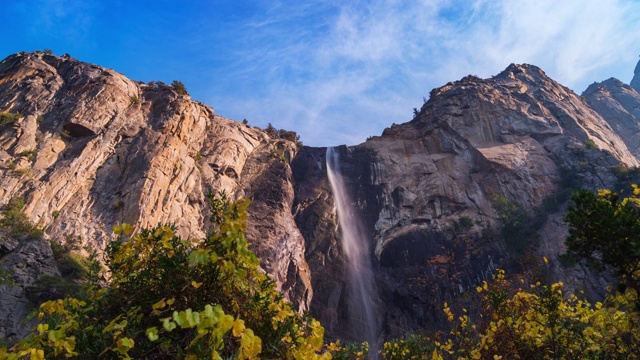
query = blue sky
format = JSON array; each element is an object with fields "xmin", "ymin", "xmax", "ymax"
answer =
[{"xmin": 1, "ymin": 0, "xmax": 640, "ymax": 146}]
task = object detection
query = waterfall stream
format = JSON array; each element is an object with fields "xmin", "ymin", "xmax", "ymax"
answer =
[{"xmin": 326, "ymin": 147, "xmax": 380, "ymax": 357}]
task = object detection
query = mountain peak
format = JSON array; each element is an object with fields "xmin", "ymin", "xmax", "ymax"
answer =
[{"xmin": 499, "ymin": 62, "xmax": 544, "ymax": 75}]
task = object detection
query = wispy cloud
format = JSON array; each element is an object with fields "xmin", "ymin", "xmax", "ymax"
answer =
[
  {"xmin": 210, "ymin": 0, "xmax": 640, "ymax": 147},
  {"xmin": 29, "ymin": 0, "xmax": 97, "ymax": 46},
  {"xmin": 3, "ymin": 0, "xmax": 637, "ymax": 146}
]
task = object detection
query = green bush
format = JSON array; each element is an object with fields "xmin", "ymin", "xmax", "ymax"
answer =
[
  {"xmin": 0, "ymin": 269, "xmax": 15, "ymax": 286},
  {"xmin": 492, "ymin": 195, "xmax": 543, "ymax": 256},
  {"xmin": 50, "ymin": 236, "xmax": 92, "ymax": 280},
  {"xmin": 171, "ymin": 80, "xmax": 188, "ymax": 95},
  {"xmin": 0, "ymin": 112, "xmax": 21, "ymax": 125},
  {"xmin": 13, "ymin": 168, "xmax": 31, "ymax": 178},
  {"xmin": 330, "ymin": 341, "xmax": 370, "ymax": 359},
  {"xmin": 263, "ymin": 123, "xmax": 303, "ymax": 149},
  {"xmin": 382, "ymin": 333, "xmax": 431, "ymax": 360},
  {"xmin": 18, "ymin": 149, "xmax": 37, "ymax": 162},
  {"xmin": 385, "ymin": 270, "xmax": 640, "ymax": 359},
  {"xmin": 584, "ymin": 139, "xmax": 598, "ymax": 150},
  {"xmin": 0, "ymin": 197, "xmax": 43, "ymax": 240},
  {"xmin": 453, "ymin": 216, "xmax": 474, "ymax": 233}
]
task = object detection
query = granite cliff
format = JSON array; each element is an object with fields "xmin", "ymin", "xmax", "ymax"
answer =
[
  {"xmin": 0, "ymin": 52, "xmax": 310, "ymax": 341},
  {"xmin": 292, "ymin": 62, "xmax": 640, "ymax": 341},
  {"xmin": 2, "ymin": 52, "xmax": 640, "ymax": 344}
]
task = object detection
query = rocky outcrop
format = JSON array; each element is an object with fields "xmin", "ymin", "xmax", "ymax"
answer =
[
  {"xmin": 583, "ymin": 78, "xmax": 640, "ymax": 159},
  {"xmin": 0, "ymin": 52, "xmax": 312, "ymax": 339}
]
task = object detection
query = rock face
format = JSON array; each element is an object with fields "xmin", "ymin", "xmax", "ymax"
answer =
[
  {"xmin": 583, "ymin": 78, "xmax": 640, "ymax": 158},
  {"xmin": 0, "ymin": 52, "xmax": 312, "ymax": 339},
  {"xmin": 3, "ymin": 52, "xmax": 640, "ymax": 344},
  {"xmin": 293, "ymin": 64, "xmax": 640, "ymax": 340},
  {"xmin": 0, "ymin": 231, "xmax": 59, "ymax": 342}
]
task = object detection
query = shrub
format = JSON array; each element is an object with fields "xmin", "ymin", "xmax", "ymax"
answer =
[
  {"xmin": 171, "ymin": 80, "xmax": 188, "ymax": 95},
  {"xmin": 129, "ymin": 95, "xmax": 139, "ymax": 105},
  {"xmin": 453, "ymin": 216, "xmax": 474, "ymax": 233},
  {"xmin": 492, "ymin": 195, "xmax": 543, "ymax": 256},
  {"xmin": 18, "ymin": 149, "xmax": 37, "ymax": 162},
  {"xmin": 14, "ymin": 168, "xmax": 31, "ymax": 177},
  {"xmin": 50, "ymin": 236, "xmax": 92, "ymax": 280},
  {"xmin": 584, "ymin": 139, "xmax": 598, "ymax": 150},
  {"xmin": 381, "ymin": 334, "xmax": 430, "ymax": 359},
  {"xmin": 60, "ymin": 129, "xmax": 73, "ymax": 140},
  {"xmin": 113, "ymin": 199, "xmax": 123, "ymax": 209},
  {"xmin": 36, "ymin": 115, "xmax": 44, "ymax": 124},
  {"xmin": 263, "ymin": 123, "xmax": 303, "ymax": 149},
  {"xmin": 0, "ymin": 112, "xmax": 21, "ymax": 125},
  {"xmin": 270, "ymin": 145, "xmax": 288, "ymax": 163},
  {"xmin": 564, "ymin": 186, "xmax": 640, "ymax": 294},
  {"xmin": 52, "ymin": 210, "xmax": 60, "ymax": 219},
  {"xmin": 0, "ymin": 269, "xmax": 15, "ymax": 286},
  {"xmin": 330, "ymin": 341, "xmax": 370, "ymax": 360},
  {"xmin": 3, "ymin": 196, "xmax": 331, "ymax": 359},
  {"xmin": 0, "ymin": 197, "xmax": 43, "ymax": 240},
  {"xmin": 384, "ymin": 269, "xmax": 640, "ymax": 359}
]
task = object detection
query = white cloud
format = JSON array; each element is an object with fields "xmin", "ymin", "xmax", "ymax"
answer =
[
  {"xmin": 211, "ymin": 0, "xmax": 640, "ymax": 147},
  {"xmin": 34, "ymin": 0, "xmax": 97, "ymax": 45}
]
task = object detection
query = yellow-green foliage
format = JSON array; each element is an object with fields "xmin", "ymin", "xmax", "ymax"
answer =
[
  {"xmin": 1, "ymin": 197, "xmax": 331, "ymax": 359},
  {"xmin": 326, "ymin": 340, "xmax": 369, "ymax": 360},
  {"xmin": 383, "ymin": 269, "xmax": 640, "ymax": 360}
]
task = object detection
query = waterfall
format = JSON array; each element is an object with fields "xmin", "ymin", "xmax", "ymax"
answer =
[{"xmin": 326, "ymin": 147, "xmax": 380, "ymax": 357}]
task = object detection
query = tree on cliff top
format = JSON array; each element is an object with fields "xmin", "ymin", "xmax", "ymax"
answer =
[
  {"xmin": 171, "ymin": 80, "xmax": 188, "ymax": 95},
  {"xmin": 263, "ymin": 123, "xmax": 303, "ymax": 149}
]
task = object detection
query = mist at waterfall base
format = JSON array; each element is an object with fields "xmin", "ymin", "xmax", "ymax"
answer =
[{"xmin": 326, "ymin": 147, "xmax": 381, "ymax": 357}]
